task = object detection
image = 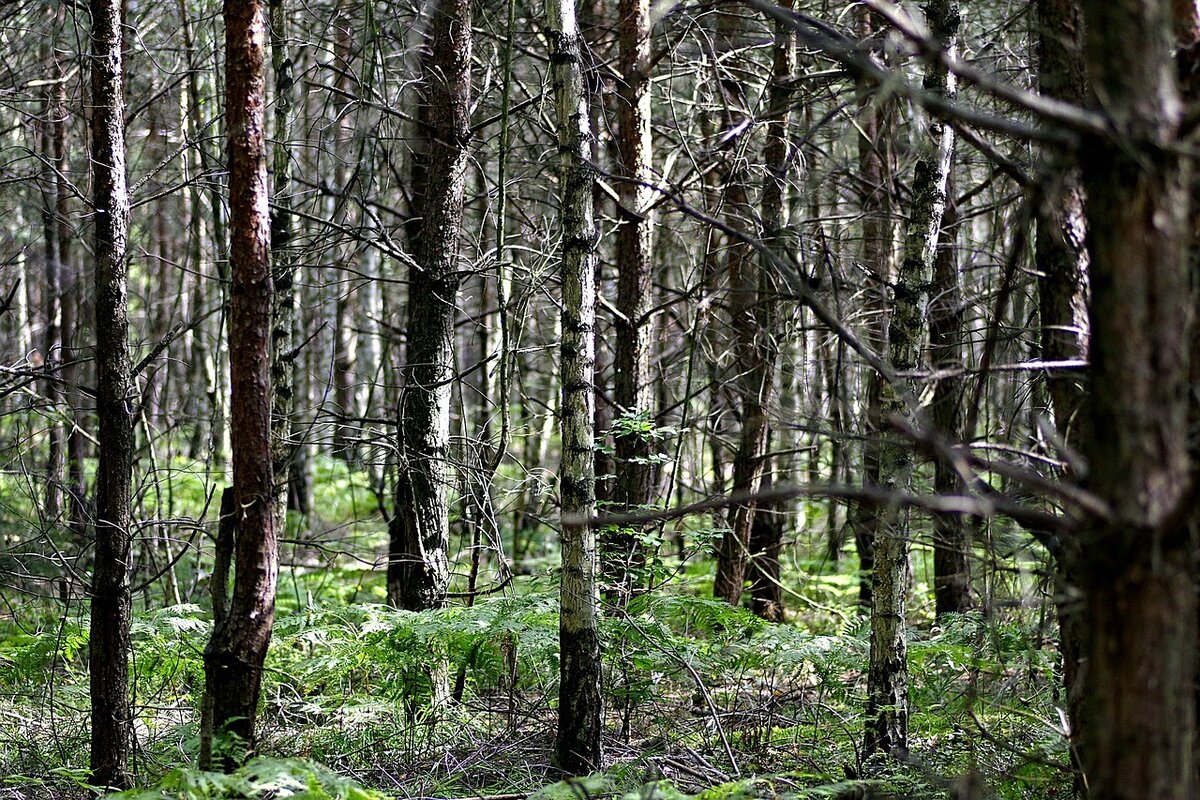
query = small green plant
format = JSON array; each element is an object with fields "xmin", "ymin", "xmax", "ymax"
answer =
[{"xmin": 110, "ymin": 756, "xmax": 387, "ymax": 800}]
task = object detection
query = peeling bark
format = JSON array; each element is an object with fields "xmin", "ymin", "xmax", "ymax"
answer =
[{"xmin": 201, "ymin": 0, "xmax": 278, "ymax": 770}]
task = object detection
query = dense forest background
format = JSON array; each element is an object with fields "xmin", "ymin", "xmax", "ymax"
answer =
[{"xmin": 0, "ymin": 0, "xmax": 1192, "ymax": 797}]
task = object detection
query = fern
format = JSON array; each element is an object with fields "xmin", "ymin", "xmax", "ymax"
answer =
[{"xmin": 109, "ymin": 756, "xmax": 387, "ymax": 800}]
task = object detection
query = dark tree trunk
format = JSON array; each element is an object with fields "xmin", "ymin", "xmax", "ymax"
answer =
[
  {"xmin": 850, "ymin": 3, "xmax": 897, "ymax": 613},
  {"xmin": 744, "ymin": 0, "xmax": 794, "ymax": 624},
  {"xmin": 928, "ymin": 183, "xmax": 975, "ymax": 618},
  {"xmin": 40, "ymin": 76, "xmax": 65, "ymax": 520},
  {"xmin": 201, "ymin": 0, "xmax": 278, "ymax": 770},
  {"xmin": 605, "ymin": 0, "xmax": 655, "ymax": 601},
  {"xmin": 1035, "ymin": 0, "xmax": 1089, "ymax": 441},
  {"xmin": 387, "ymin": 0, "xmax": 472, "ymax": 611},
  {"xmin": 549, "ymin": 0, "xmax": 603, "ymax": 775},
  {"xmin": 88, "ymin": 0, "xmax": 134, "ymax": 788},
  {"xmin": 1033, "ymin": 0, "xmax": 1089, "ymax": 779},
  {"xmin": 1075, "ymin": 1, "xmax": 1197, "ymax": 797},
  {"xmin": 748, "ymin": 461, "xmax": 783, "ymax": 623},
  {"xmin": 712, "ymin": 7, "xmax": 770, "ymax": 608}
]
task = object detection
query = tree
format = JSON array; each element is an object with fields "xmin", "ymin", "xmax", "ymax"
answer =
[
  {"xmin": 269, "ymin": 0, "xmax": 296, "ymax": 531},
  {"xmin": 928, "ymin": 183, "xmax": 974, "ymax": 618},
  {"xmin": 606, "ymin": 0, "xmax": 655, "ymax": 600},
  {"xmin": 865, "ymin": 0, "xmax": 960, "ymax": 757},
  {"xmin": 744, "ymin": 0, "xmax": 796, "ymax": 624},
  {"xmin": 1074, "ymin": 0, "xmax": 1196, "ymax": 795},
  {"xmin": 201, "ymin": 0, "xmax": 277, "ymax": 769},
  {"xmin": 1033, "ymin": 0, "xmax": 1089, "ymax": 772},
  {"xmin": 38, "ymin": 69, "xmax": 65, "ymax": 521},
  {"xmin": 712, "ymin": 5, "xmax": 770, "ymax": 608},
  {"xmin": 387, "ymin": 0, "xmax": 473, "ymax": 612},
  {"xmin": 548, "ymin": 0, "xmax": 603, "ymax": 774},
  {"xmin": 88, "ymin": 0, "xmax": 134, "ymax": 787},
  {"xmin": 848, "ymin": 3, "xmax": 897, "ymax": 612}
]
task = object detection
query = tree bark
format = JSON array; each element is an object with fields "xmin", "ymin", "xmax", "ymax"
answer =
[
  {"xmin": 865, "ymin": 0, "xmax": 959, "ymax": 758},
  {"xmin": 605, "ymin": 0, "xmax": 655, "ymax": 601},
  {"xmin": 928, "ymin": 183, "xmax": 975, "ymax": 618},
  {"xmin": 850, "ymin": 3, "xmax": 897, "ymax": 613},
  {"xmin": 88, "ymin": 0, "xmax": 134, "ymax": 787},
  {"xmin": 1075, "ymin": 1, "xmax": 1196, "ymax": 797},
  {"xmin": 1035, "ymin": 0, "xmax": 1089, "ymax": 442},
  {"xmin": 712, "ymin": 7, "xmax": 770, "ymax": 608},
  {"xmin": 748, "ymin": 459, "xmax": 784, "ymax": 622},
  {"xmin": 548, "ymin": 0, "xmax": 603, "ymax": 774},
  {"xmin": 201, "ymin": 0, "xmax": 278, "ymax": 770},
  {"xmin": 269, "ymin": 0, "xmax": 296, "ymax": 534},
  {"xmin": 743, "ymin": 0, "xmax": 795, "ymax": 623},
  {"xmin": 1033, "ymin": 0, "xmax": 1089, "ymax": 780},
  {"xmin": 39, "ymin": 74, "xmax": 65, "ymax": 521},
  {"xmin": 387, "ymin": 0, "xmax": 472, "ymax": 611}
]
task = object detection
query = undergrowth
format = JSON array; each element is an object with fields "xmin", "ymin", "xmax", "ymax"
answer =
[
  {"xmin": 0, "ymin": 458, "xmax": 1070, "ymax": 799},
  {"xmin": 0, "ymin": 584, "xmax": 1069, "ymax": 799}
]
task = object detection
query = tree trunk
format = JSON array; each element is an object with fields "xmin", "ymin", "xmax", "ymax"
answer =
[
  {"xmin": 40, "ymin": 75, "xmax": 65, "ymax": 521},
  {"xmin": 850, "ymin": 3, "xmax": 897, "ymax": 613},
  {"xmin": 1075, "ymin": 1, "xmax": 1196, "ymax": 796},
  {"xmin": 548, "ymin": 0, "xmax": 603, "ymax": 775},
  {"xmin": 201, "ymin": 0, "xmax": 278, "ymax": 770},
  {"xmin": 269, "ymin": 0, "xmax": 296, "ymax": 534},
  {"xmin": 605, "ymin": 0, "xmax": 654, "ymax": 601},
  {"xmin": 743, "ymin": 0, "xmax": 795, "ymax": 623},
  {"xmin": 88, "ymin": 0, "xmax": 134, "ymax": 787},
  {"xmin": 928, "ymin": 183, "xmax": 975, "ymax": 618},
  {"xmin": 387, "ymin": 0, "xmax": 472, "ymax": 612},
  {"xmin": 1033, "ymin": 0, "xmax": 1089, "ymax": 778},
  {"xmin": 865, "ymin": 0, "xmax": 959, "ymax": 758},
  {"xmin": 1035, "ymin": 0, "xmax": 1089, "ymax": 441},
  {"xmin": 748, "ymin": 459, "xmax": 783, "ymax": 622},
  {"xmin": 712, "ymin": 7, "xmax": 770, "ymax": 607}
]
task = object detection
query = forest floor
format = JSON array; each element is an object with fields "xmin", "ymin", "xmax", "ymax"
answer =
[{"xmin": 0, "ymin": 458, "xmax": 1072, "ymax": 799}]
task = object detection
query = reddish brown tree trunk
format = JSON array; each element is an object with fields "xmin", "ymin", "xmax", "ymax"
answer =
[
  {"xmin": 606, "ymin": 0, "xmax": 655, "ymax": 600},
  {"xmin": 201, "ymin": 0, "xmax": 277, "ymax": 770}
]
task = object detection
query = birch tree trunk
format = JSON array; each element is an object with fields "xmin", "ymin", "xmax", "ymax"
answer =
[
  {"xmin": 387, "ymin": 0, "xmax": 472, "ymax": 611},
  {"xmin": 88, "ymin": 0, "xmax": 134, "ymax": 787},
  {"xmin": 201, "ymin": 0, "xmax": 278, "ymax": 769},
  {"xmin": 865, "ymin": 0, "xmax": 959, "ymax": 758},
  {"xmin": 548, "ymin": 0, "xmax": 603, "ymax": 774},
  {"xmin": 269, "ymin": 0, "xmax": 296, "ymax": 533}
]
